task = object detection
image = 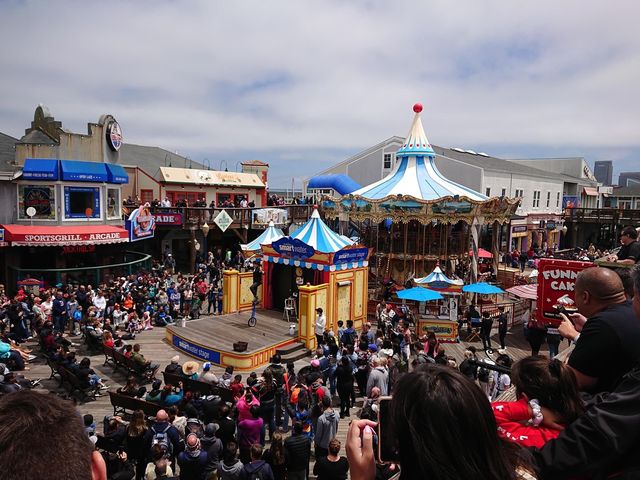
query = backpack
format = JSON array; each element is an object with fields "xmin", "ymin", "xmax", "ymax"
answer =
[
  {"xmin": 151, "ymin": 424, "xmax": 173, "ymax": 455},
  {"xmin": 267, "ymin": 364, "xmax": 285, "ymax": 388},
  {"xmin": 289, "ymin": 384, "xmax": 309, "ymax": 405},
  {"xmin": 186, "ymin": 418, "xmax": 204, "ymax": 438},
  {"xmin": 341, "ymin": 330, "xmax": 357, "ymax": 346}
]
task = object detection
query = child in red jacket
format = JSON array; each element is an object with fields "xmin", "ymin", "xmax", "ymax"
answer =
[{"xmin": 492, "ymin": 356, "xmax": 584, "ymax": 448}]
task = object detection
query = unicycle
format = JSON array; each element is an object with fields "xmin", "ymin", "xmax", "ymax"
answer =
[{"xmin": 248, "ymin": 299, "xmax": 258, "ymax": 327}]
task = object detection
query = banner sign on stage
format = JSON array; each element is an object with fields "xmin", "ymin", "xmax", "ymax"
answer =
[
  {"xmin": 333, "ymin": 247, "xmax": 369, "ymax": 264},
  {"xmin": 172, "ymin": 335, "xmax": 221, "ymax": 364},
  {"xmin": 419, "ymin": 319, "xmax": 458, "ymax": 343},
  {"xmin": 272, "ymin": 237, "xmax": 315, "ymax": 260},
  {"xmin": 152, "ymin": 213, "xmax": 183, "ymax": 226},
  {"xmin": 126, "ymin": 205, "xmax": 156, "ymax": 241},
  {"xmin": 537, "ymin": 258, "xmax": 592, "ymax": 326},
  {"xmin": 252, "ymin": 208, "xmax": 288, "ymax": 228}
]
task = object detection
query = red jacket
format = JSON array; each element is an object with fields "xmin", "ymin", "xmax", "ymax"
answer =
[{"xmin": 492, "ymin": 397, "xmax": 562, "ymax": 448}]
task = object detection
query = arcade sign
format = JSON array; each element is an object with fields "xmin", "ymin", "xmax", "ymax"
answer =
[
  {"xmin": 536, "ymin": 258, "xmax": 592, "ymax": 326},
  {"xmin": 152, "ymin": 213, "xmax": 183, "ymax": 226},
  {"xmin": 333, "ymin": 247, "xmax": 369, "ymax": 264},
  {"xmin": 272, "ymin": 237, "xmax": 315, "ymax": 260}
]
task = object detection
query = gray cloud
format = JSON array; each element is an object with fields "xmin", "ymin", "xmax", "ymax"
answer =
[{"xmin": 0, "ymin": 0, "xmax": 638, "ymax": 186}]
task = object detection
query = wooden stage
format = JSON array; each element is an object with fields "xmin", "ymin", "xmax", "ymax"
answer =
[{"xmin": 166, "ymin": 309, "xmax": 300, "ymax": 371}]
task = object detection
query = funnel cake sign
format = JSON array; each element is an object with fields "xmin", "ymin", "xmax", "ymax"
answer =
[{"xmin": 536, "ymin": 258, "xmax": 592, "ymax": 326}]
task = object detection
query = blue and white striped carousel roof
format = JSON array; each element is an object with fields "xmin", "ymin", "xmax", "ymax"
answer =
[
  {"xmin": 291, "ymin": 208, "xmax": 354, "ymax": 253},
  {"xmin": 415, "ymin": 265, "xmax": 463, "ymax": 286},
  {"xmin": 351, "ymin": 104, "xmax": 487, "ymax": 201},
  {"xmin": 241, "ymin": 221, "xmax": 284, "ymax": 251}
]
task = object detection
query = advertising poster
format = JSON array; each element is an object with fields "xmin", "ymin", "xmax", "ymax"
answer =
[{"xmin": 536, "ymin": 258, "xmax": 592, "ymax": 326}]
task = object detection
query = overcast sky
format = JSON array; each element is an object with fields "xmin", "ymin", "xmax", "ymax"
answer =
[{"xmin": 1, "ymin": 0, "xmax": 638, "ymax": 187}]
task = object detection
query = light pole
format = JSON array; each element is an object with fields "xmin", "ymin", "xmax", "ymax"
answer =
[
  {"xmin": 202, "ymin": 222, "xmax": 210, "ymax": 259},
  {"xmin": 219, "ymin": 159, "xmax": 228, "ymax": 172}
]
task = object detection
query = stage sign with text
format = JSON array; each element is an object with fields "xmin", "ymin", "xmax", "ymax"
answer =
[
  {"xmin": 172, "ymin": 335, "xmax": 221, "ymax": 364},
  {"xmin": 272, "ymin": 237, "xmax": 315, "ymax": 260},
  {"xmin": 333, "ymin": 247, "xmax": 369, "ymax": 264},
  {"xmin": 420, "ymin": 319, "xmax": 458, "ymax": 343},
  {"xmin": 537, "ymin": 258, "xmax": 592, "ymax": 326}
]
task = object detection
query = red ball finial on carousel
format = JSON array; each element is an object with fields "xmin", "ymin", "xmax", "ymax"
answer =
[
  {"xmin": 413, "ymin": 103, "xmax": 423, "ymax": 113},
  {"xmin": 313, "ymin": 204, "xmax": 319, "ymax": 210}
]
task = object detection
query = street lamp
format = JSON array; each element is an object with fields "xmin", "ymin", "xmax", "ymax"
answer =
[
  {"xmin": 219, "ymin": 159, "xmax": 228, "ymax": 172},
  {"xmin": 202, "ymin": 222, "xmax": 210, "ymax": 256}
]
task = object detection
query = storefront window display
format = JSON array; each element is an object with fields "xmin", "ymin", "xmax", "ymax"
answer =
[
  {"xmin": 18, "ymin": 184, "xmax": 56, "ymax": 220},
  {"xmin": 107, "ymin": 188, "xmax": 121, "ymax": 219},
  {"xmin": 63, "ymin": 186, "xmax": 101, "ymax": 219}
]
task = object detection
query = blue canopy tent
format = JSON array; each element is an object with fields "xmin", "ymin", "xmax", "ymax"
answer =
[
  {"xmin": 307, "ymin": 174, "xmax": 361, "ymax": 195},
  {"xmin": 240, "ymin": 221, "xmax": 284, "ymax": 255},
  {"xmin": 462, "ymin": 282, "xmax": 505, "ymax": 294},
  {"xmin": 396, "ymin": 287, "xmax": 444, "ymax": 302}
]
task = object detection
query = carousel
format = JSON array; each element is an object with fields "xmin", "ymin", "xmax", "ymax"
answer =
[{"xmin": 321, "ymin": 103, "xmax": 520, "ymax": 289}]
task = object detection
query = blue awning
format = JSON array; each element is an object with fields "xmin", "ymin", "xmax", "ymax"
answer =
[
  {"xmin": 307, "ymin": 174, "xmax": 361, "ymax": 195},
  {"xmin": 105, "ymin": 163, "xmax": 129, "ymax": 184},
  {"xmin": 60, "ymin": 160, "xmax": 108, "ymax": 182},
  {"xmin": 22, "ymin": 158, "xmax": 59, "ymax": 180}
]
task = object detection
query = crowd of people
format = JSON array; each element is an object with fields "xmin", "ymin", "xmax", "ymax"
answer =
[{"xmin": 1, "ymin": 251, "xmax": 640, "ymax": 479}]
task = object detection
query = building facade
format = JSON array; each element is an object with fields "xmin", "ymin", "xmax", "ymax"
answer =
[{"xmin": 594, "ymin": 160, "xmax": 613, "ymax": 185}]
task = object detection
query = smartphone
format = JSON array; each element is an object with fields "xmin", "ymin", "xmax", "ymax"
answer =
[{"xmin": 377, "ymin": 396, "xmax": 400, "ymax": 463}]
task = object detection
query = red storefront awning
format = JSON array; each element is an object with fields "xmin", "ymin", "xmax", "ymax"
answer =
[{"xmin": 1, "ymin": 224, "xmax": 129, "ymax": 246}]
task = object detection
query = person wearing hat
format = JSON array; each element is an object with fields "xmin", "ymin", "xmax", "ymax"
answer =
[
  {"xmin": 182, "ymin": 361, "xmax": 200, "ymax": 380},
  {"xmin": 178, "ymin": 433, "xmax": 209, "ymax": 479},
  {"xmin": 315, "ymin": 308, "xmax": 326, "ymax": 349},
  {"xmin": 200, "ymin": 362, "xmax": 218, "ymax": 385}
]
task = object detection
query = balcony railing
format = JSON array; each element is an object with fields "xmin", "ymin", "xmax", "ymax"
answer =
[
  {"xmin": 123, "ymin": 205, "xmax": 315, "ymax": 229},
  {"xmin": 563, "ymin": 207, "xmax": 640, "ymax": 223}
]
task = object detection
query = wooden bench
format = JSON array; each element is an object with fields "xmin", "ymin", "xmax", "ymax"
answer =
[
  {"xmin": 108, "ymin": 390, "xmax": 163, "ymax": 418},
  {"xmin": 56, "ymin": 365, "xmax": 100, "ymax": 402},
  {"xmin": 102, "ymin": 345, "xmax": 117, "ymax": 368},
  {"xmin": 163, "ymin": 371, "xmax": 234, "ymax": 403}
]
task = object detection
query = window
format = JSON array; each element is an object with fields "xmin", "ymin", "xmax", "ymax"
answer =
[
  {"xmin": 64, "ymin": 186, "xmax": 101, "ymax": 219},
  {"xmin": 383, "ymin": 153, "xmax": 392, "ymax": 169},
  {"xmin": 485, "ymin": 187, "xmax": 491, "ymax": 197},
  {"xmin": 501, "ymin": 188, "xmax": 506, "ymax": 197},
  {"xmin": 546, "ymin": 191, "xmax": 551, "ymax": 208},
  {"xmin": 515, "ymin": 189, "xmax": 524, "ymax": 198},
  {"xmin": 18, "ymin": 184, "xmax": 56, "ymax": 220},
  {"xmin": 556, "ymin": 192, "xmax": 560, "ymax": 207},
  {"xmin": 107, "ymin": 188, "xmax": 121, "ymax": 219},
  {"xmin": 533, "ymin": 190, "xmax": 541, "ymax": 208},
  {"xmin": 140, "ymin": 189, "xmax": 154, "ymax": 204}
]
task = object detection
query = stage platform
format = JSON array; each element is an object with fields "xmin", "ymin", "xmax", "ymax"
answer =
[{"xmin": 166, "ymin": 310, "xmax": 303, "ymax": 371}]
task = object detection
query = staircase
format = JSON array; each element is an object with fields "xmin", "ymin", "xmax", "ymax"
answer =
[{"xmin": 276, "ymin": 342, "xmax": 310, "ymax": 363}]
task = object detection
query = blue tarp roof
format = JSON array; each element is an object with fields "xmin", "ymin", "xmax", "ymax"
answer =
[
  {"xmin": 22, "ymin": 158, "xmax": 59, "ymax": 180},
  {"xmin": 60, "ymin": 160, "xmax": 108, "ymax": 182},
  {"xmin": 105, "ymin": 163, "xmax": 129, "ymax": 184},
  {"xmin": 307, "ymin": 174, "xmax": 361, "ymax": 195}
]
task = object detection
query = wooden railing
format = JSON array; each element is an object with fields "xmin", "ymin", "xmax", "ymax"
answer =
[
  {"xmin": 123, "ymin": 205, "xmax": 315, "ymax": 229},
  {"xmin": 563, "ymin": 207, "xmax": 640, "ymax": 223}
]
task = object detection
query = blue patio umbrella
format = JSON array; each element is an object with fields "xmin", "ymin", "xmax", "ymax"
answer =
[
  {"xmin": 396, "ymin": 287, "xmax": 444, "ymax": 302},
  {"xmin": 462, "ymin": 282, "xmax": 505, "ymax": 294}
]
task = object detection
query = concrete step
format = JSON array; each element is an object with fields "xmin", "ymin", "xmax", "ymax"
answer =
[{"xmin": 276, "ymin": 341, "xmax": 306, "ymax": 356}]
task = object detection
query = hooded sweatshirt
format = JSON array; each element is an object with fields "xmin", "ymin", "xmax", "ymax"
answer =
[
  {"xmin": 240, "ymin": 460, "xmax": 274, "ymax": 480},
  {"xmin": 218, "ymin": 459, "xmax": 244, "ymax": 480},
  {"xmin": 315, "ymin": 409, "xmax": 339, "ymax": 449}
]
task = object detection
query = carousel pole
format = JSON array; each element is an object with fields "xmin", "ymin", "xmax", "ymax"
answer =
[
  {"xmin": 470, "ymin": 216, "xmax": 482, "ymax": 283},
  {"xmin": 403, "ymin": 222, "xmax": 408, "ymax": 278},
  {"xmin": 492, "ymin": 220, "xmax": 500, "ymax": 276}
]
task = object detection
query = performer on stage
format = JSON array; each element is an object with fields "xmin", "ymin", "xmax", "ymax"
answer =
[{"xmin": 250, "ymin": 263, "xmax": 263, "ymax": 302}]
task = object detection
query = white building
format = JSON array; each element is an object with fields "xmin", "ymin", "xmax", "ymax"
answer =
[{"xmin": 307, "ymin": 136, "xmax": 599, "ymax": 251}]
